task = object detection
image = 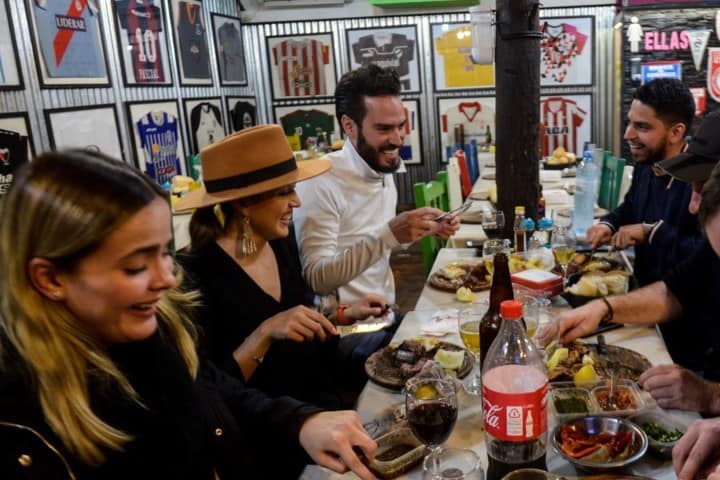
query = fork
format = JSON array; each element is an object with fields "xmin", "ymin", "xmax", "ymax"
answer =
[{"xmin": 433, "ymin": 200, "xmax": 473, "ymax": 222}]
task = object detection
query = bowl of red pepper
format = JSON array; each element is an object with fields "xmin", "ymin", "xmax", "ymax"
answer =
[{"xmin": 551, "ymin": 415, "xmax": 648, "ymax": 471}]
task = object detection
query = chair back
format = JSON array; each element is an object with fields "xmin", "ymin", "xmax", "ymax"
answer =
[
  {"xmin": 599, "ymin": 155, "xmax": 627, "ymax": 210},
  {"xmin": 455, "ymin": 151, "xmax": 472, "ymax": 199},
  {"xmin": 414, "ymin": 178, "xmax": 448, "ymax": 274}
]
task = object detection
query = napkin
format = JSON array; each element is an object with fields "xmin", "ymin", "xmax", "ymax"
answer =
[{"xmin": 420, "ymin": 309, "xmax": 459, "ymax": 336}]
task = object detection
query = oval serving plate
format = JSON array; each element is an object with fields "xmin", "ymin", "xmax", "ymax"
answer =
[
  {"xmin": 365, "ymin": 341, "xmax": 473, "ymax": 390},
  {"xmin": 427, "ymin": 261, "xmax": 490, "ymax": 293}
]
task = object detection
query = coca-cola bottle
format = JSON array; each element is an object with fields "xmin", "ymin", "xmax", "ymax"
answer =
[
  {"xmin": 482, "ymin": 300, "xmax": 548, "ymax": 480},
  {"xmin": 479, "ymin": 252, "xmax": 514, "ymax": 367}
]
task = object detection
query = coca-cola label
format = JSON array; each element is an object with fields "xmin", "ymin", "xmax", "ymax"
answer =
[{"xmin": 483, "ymin": 382, "xmax": 548, "ymax": 441}]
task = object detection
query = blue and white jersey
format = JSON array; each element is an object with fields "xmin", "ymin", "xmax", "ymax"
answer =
[
  {"xmin": 136, "ymin": 111, "xmax": 182, "ymax": 185},
  {"xmin": 31, "ymin": 0, "xmax": 106, "ymax": 78}
]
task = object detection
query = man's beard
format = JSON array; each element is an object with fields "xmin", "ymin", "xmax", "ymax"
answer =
[
  {"xmin": 629, "ymin": 133, "xmax": 669, "ymax": 164},
  {"xmin": 356, "ymin": 129, "xmax": 402, "ymax": 174}
]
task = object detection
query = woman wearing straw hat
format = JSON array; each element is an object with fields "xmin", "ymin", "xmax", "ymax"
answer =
[{"xmin": 176, "ymin": 125, "xmax": 389, "ymax": 412}]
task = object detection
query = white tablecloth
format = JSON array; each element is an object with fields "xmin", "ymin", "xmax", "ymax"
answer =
[{"xmin": 301, "ymin": 248, "xmax": 699, "ymax": 480}]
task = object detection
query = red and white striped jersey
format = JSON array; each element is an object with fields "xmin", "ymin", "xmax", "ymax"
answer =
[
  {"xmin": 540, "ymin": 97, "xmax": 587, "ymax": 156},
  {"xmin": 272, "ymin": 38, "xmax": 330, "ymax": 97}
]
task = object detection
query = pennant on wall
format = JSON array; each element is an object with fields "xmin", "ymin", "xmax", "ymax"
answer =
[
  {"xmin": 708, "ymin": 48, "xmax": 720, "ymax": 103},
  {"xmin": 687, "ymin": 30, "xmax": 711, "ymax": 72}
]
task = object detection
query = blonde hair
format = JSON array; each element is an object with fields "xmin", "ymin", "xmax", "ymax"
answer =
[{"xmin": 0, "ymin": 150, "xmax": 199, "ymax": 465}]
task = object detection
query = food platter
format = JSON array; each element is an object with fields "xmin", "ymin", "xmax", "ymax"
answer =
[
  {"xmin": 428, "ymin": 262, "xmax": 490, "ymax": 292},
  {"xmin": 548, "ymin": 341, "xmax": 651, "ymax": 384},
  {"xmin": 365, "ymin": 339, "xmax": 473, "ymax": 390}
]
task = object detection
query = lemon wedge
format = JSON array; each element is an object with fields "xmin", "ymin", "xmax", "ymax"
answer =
[
  {"xmin": 545, "ymin": 340, "xmax": 558, "ymax": 353},
  {"xmin": 573, "ymin": 364, "xmax": 598, "ymax": 387},
  {"xmin": 434, "ymin": 349, "xmax": 465, "ymax": 370},
  {"xmin": 414, "ymin": 384, "xmax": 438, "ymax": 400},
  {"xmin": 456, "ymin": 287, "xmax": 476, "ymax": 303},
  {"xmin": 546, "ymin": 347, "xmax": 569, "ymax": 370}
]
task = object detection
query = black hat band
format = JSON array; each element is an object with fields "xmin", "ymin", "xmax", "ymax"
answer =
[{"xmin": 204, "ymin": 157, "xmax": 297, "ymax": 193}]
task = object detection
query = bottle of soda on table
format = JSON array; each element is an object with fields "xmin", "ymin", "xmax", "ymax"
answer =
[{"xmin": 482, "ymin": 300, "xmax": 548, "ymax": 480}]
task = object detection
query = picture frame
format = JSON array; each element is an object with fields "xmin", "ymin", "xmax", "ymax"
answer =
[
  {"xmin": 0, "ymin": 112, "xmax": 33, "ymax": 196},
  {"xmin": 540, "ymin": 16, "xmax": 595, "ymax": 87},
  {"xmin": 25, "ymin": 0, "xmax": 111, "ymax": 88},
  {"xmin": 266, "ymin": 33, "xmax": 337, "ymax": 100},
  {"xmin": 437, "ymin": 96, "xmax": 496, "ymax": 162},
  {"xmin": 400, "ymin": 99, "xmax": 422, "ymax": 165},
  {"xmin": 168, "ymin": 0, "xmax": 213, "ymax": 86},
  {"xmin": 273, "ymin": 103, "xmax": 339, "ymax": 151},
  {"xmin": 45, "ymin": 105, "xmax": 124, "ymax": 160},
  {"xmin": 431, "ymin": 22, "xmax": 495, "ymax": 91},
  {"xmin": 346, "ymin": 25, "xmax": 421, "ymax": 93},
  {"xmin": 111, "ymin": 0, "xmax": 173, "ymax": 86},
  {"xmin": 125, "ymin": 100, "xmax": 187, "ymax": 185},
  {"xmin": 540, "ymin": 93, "xmax": 592, "ymax": 157},
  {"xmin": 211, "ymin": 13, "xmax": 247, "ymax": 86},
  {"xmin": 182, "ymin": 97, "xmax": 225, "ymax": 155},
  {"xmin": 0, "ymin": 0, "xmax": 24, "ymax": 90},
  {"xmin": 0, "ymin": 112, "xmax": 34, "ymax": 160},
  {"xmin": 226, "ymin": 96, "xmax": 257, "ymax": 133}
]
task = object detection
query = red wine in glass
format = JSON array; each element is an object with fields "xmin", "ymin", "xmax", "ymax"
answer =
[{"xmin": 408, "ymin": 401, "xmax": 458, "ymax": 446}]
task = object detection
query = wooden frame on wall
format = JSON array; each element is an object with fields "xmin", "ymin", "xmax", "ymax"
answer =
[
  {"xmin": 44, "ymin": 105, "xmax": 124, "ymax": 160},
  {"xmin": 430, "ymin": 22, "xmax": 495, "ymax": 92},
  {"xmin": 0, "ymin": 112, "xmax": 34, "ymax": 160},
  {"xmin": 125, "ymin": 99, "xmax": 188, "ymax": 185},
  {"xmin": 273, "ymin": 102, "xmax": 339, "ymax": 151},
  {"xmin": 540, "ymin": 15, "xmax": 595, "ymax": 87},
  {"xmin": 436, "ymin": 96, "xmax": 496, "ymax": 163},
  {"xmin": 168, "ymin": 0, "xmax": 213, "ymax": 86},
  {"xmin": 0, "ymin": 0, "xmax": 24, "ymax": 90},
  {"xmin": 111, "ymin": 0, "xmax": 173, "ymax": 87},
  {"xmin": 226, "ymin": 96, "xmax": 257, "ymax": 133},
  {"xmin": 539, "ymin": 93, "xmax": 593, "ymax": 157},
  {"xmin": 25, "ymin": 0, "xmax": 111, "ymax": 88},
  {"xmin": 182, "ymin": 97, "xmax": 225, "ymax": 155},
  {"xmin": 211, "ymin": 13, "xmax": 247, "ymax": 86}
]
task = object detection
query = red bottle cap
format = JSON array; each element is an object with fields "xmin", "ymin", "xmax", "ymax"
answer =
[{"xmin": 500, "ymin": 300, "xmax": 523, "ymax": 318}]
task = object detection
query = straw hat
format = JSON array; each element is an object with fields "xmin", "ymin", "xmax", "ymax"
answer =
[{"xmin": 176, "ymin": 124, "xmax": 330, "ymax": 211}]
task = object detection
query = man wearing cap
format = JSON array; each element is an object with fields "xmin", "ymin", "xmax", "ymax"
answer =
[
  {"xmin": 552, "ymin": 112, "xmax": 720, "ymax": 420},
  {"xmin": 294, "ymin": 66, "xmax": 458, "ymax": 329}
]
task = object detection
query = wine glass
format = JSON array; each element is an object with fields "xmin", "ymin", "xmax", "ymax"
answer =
[
  {"xmin": 551, "ymin": 226, "xmax": 577, "ymax": 287},
  {"xmin": 423, "ymin": 447, "xmax": 484, "ymax": 480},
  {"xmin": 458, "ymin": 302, "xmax": 488, "ymax": 395},
  {"xmin": 406, "ymin": 376, "xmax": 459, "ymax": 469}
]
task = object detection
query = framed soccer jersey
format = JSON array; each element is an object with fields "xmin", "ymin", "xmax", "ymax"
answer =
[
  {"xmin": 183, "ymin": 97, "xmax": 225, "ymax": 155},
  {"xmin": 437, "ymin": 96, "xmax": 496, "ymax": 162},
  {"xmin": 226, "ymin": 96, "xmax": 257, "ymax": 133},
  {"xmin": 431, "ymin": 22, "xmax": 494, "ymax": 91},
  {"xmin": 0, "ymin": 0, "xmax": 24, "ymax": 89},
  {"xmin": 126, "ymin": 100, "xmax": 187, "ymax": 185},
  {"xmin": 45, "ymin": 105, "xmax": 123, "ymax": 160},
  {"xmin": 539, "ymin": 94, "xmax": 592, "ymax": 157},
  {"xmin": 346, "ymin": 26, "xmax": 420, "ymax": 93},
  {"xmin": 540, "ymin": 16, "xmax": 594, "ymax": 87},
  {"xmin": 169, "ymin": 0, "xmax": 212, "ymax": 85},
  {"xmin": 273, "ymin": 103, "xmax": 339, "ymax": 150},
  {"xmin": 26, "ymin": 0, "xmax": 110, "ymax": 87},
  {"xmin": 400, "ymin": 99, "xmax": 422, "ymax": 165},
  {"xmin": 112, "ymin": 0, "xmax": 172, "ymax": 86},
  {"xmin": 0, "ymin": 112, "xmax": 33, "ymax": 196},
  {"xmin": 267, "ymin": 34, "xmax": 336, "ymax": 100},
  {"xmin": 211, "ymin": 13, "xmax": 246, "ymax": 86}
]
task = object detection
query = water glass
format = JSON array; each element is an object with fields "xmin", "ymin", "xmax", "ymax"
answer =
[
  {"xmin": 525, "ymin": 297, "xmax": 554, "ymax": 348},
  {"xmin": 423, "ymin": 447, "xmax": 484, "ymax": 480},
  {"xmin": 482, "ymin": 210, "xmax": 506, "ymax": 232}
]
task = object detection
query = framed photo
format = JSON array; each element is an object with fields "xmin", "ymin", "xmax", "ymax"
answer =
[
  {"xmin": 125, "ymin": 100, "xmax": 187, "ymax": 185},
  {"xmin": 25, "ymin": 0, "xmax": 110, "ymax": 87},
  {"xmin": 111, "ymin": 0, "xmax": 173, "ymax": 86},
  {"xmin": 431, "ymin": 22, "xmax": 494, "ymax": 91},
  {"xmin": 540, "ymin": 94, "xmax": 592, "ymax": 157},
  {"xmin": 45, "ymin": 105, "xmax": 123, "ymax": 160},
  {"xmin": 226, "ymin": 96, "xmax": 257, "ymax": 133},
  {"xmin": 346, "ymin": 26, "xmax": 420, "ymax": 93},
  {"xmin": 540, "ymin": 16, "xmax": 594, "ymax": 87},
  {"xmin": 400, "ymin": 99, "xmax": 422, "ymax": 165},
  {"xmin": 0, "ymin": 0, "xmax": 24, "ymax": 89},
  {"xmin": 0, "ymin": 112, "xmax": 33, "ymax": 196},
  {"xmin": 183, "ymin": 97, "xmax": 225, "ymax": 155},
  {"xmin": 273, "ymin": 103, "xmax": 339, "ymax": 151},
  {"xmin": 266, "ymin": 33, "xmax": 337, "ymax": 100},
  {"xmin": 168, "ymin": 0, "xmax": 212, "ymax": 85},
  {"xmin": 437, "ymin": 96, "xmax": 496, "ymax": 162},
  {"xmin": 211, "ymin": 13, "xmax": 247, "ymax": 86}
]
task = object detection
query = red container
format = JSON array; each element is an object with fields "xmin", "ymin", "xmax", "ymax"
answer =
[{"xmin": 511, "ymin": 269, "xmax": 564, "ymax": 298}]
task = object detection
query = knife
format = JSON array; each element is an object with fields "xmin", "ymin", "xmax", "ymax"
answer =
[{"xmin": 336, "ymin": 315, "xmax": 394, "ymax": 336}]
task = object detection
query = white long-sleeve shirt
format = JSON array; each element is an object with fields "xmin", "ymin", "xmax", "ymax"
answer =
[{"xmin": 294, "ymin": 141, "xmax": 400, "ymax": 305}]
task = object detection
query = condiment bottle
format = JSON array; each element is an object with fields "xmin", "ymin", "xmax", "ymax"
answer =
[
  {"xmin": 513, "ymin": 206, "xmax": 528, "ymax": 253},
  {"xmin": 479, "ymin": 252, "xmax": 515, "ymax": 367},
  {"xmin": 482, "ymin": 300, "xmax": 548, "ymax": 480}
]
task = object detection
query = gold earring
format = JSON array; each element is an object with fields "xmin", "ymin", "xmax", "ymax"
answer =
[
  {"xmin": 52, "ymin": 291, "xmax": 61, "ymax": 298},
  {"xmin": 236, "ymin": 216, "xmax": 257, "ymax": 258}
]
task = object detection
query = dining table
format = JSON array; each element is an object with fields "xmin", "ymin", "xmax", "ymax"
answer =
[{"xmin": 300, "ymin": 247, "xmax": 700, "ymax": 480}]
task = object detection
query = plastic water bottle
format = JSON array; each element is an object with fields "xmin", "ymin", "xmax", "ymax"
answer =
[
  {"xmin": 482, "ymin": 300, "xmax": 548, "ymax": 480},
  {"xmin": 573, "ymin": 150, "xmax": 599, "ymax": 236}
]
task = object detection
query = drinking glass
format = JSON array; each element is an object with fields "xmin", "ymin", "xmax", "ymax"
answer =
[
  {"xmin": 551, "ymin": 207, "xmax": 573, "ymax": 229},
  {"xmin": 482, "ymin": 238, "xmax": 511, "ymax": 274},
  {"xmin": 482, "ymin": 210, "xmax": 505, "ymax": 233},
  {"xmin": 524, "ymin": 297, "xmax": 554, "ymax": 348},
  {"xmin": 423, "ymin": 447, "xmax": 484, "ymax": 480},
  {"xmin": 458, "ymin": 302, "xmax": 488, "ymax": 395},
  {"xmin": 406, "ymin": 376, "xmax": 458, "ymax": 469},
  {"xmin": 551, "ymin": 226, "xmax": 577, "ymax": 287}
]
